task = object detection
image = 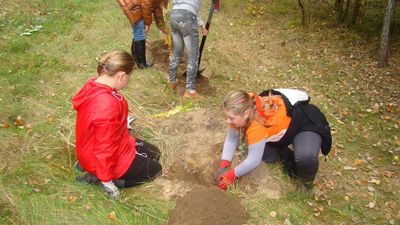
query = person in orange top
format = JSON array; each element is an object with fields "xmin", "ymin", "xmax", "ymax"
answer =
[
  {"xmin": 214, "ymin": 89, "xmax": 332, "ymax": 191},
  {"xmin": 117, "ymin": 0, "xmax": 167, "ymax": 69}
]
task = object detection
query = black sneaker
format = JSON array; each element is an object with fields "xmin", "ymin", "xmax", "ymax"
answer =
[{"xmin": 75, "ymin": 173, "xmax": 100, "ymax": 185}]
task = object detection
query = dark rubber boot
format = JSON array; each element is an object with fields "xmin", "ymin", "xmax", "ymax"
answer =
[
  {"xmin": 130, "ymin": 38, "xmax": 135, "ymax": 59},
  {"xmin": 134, "ymin": 40, "xmax": 153, "ymax": 69}
]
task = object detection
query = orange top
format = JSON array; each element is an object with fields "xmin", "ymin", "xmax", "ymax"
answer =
[{"xmin": 246, "ymin": 95, "xmax": 292, "ymax": 144}]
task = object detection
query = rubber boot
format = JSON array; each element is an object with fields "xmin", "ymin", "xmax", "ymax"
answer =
[
  {"xmin": 130, "ymin": 38, "xmax": 135, "ymax": 59},
  {"xmin": 134, "ymin": 40, "xmax": 153, "ymax": 69}
]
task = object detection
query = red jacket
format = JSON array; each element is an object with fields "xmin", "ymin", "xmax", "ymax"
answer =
[{"xmin": 72, "ymin": 77, "xmax": 136, "ymax": 182}]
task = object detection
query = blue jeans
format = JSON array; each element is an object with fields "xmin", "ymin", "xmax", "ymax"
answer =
[
  {"xmin": 168, "ymin": 9, "xmax": 199, "ymax": 91},
  {"xmin": 132, "ymin": 19, "xmax": 146, "ymax": 41}
]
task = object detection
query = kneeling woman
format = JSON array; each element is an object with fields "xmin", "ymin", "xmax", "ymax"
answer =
[
  {"xmin": 72, "ymin": 49, "xmax": 162, "ymax": 198},
  {"xmin": 215, "ymin": 89, "xmax": 331, "ymax": 191}
]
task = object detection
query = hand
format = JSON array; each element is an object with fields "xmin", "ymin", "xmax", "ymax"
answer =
[
  {"xmin": 215, "ymin": 169, "xmax": 237, "ymax": 190},
  {"xmin": 127, "ymin": 115, "xmax": 135, "ymax": 130},
  {"xmin": 213, "ymin": 160, "xmax": 231, "ymax": 181},
  {"xmin": 102, "ymin": 181, "xmax": 120, "ymax": 198},
  {"xmin": 144, "ymin": 25, "xmax": 150, "ymax": 34},
  {"xmin": 201, "ymin": 26, "xmax": 208, "ymax": 36}
]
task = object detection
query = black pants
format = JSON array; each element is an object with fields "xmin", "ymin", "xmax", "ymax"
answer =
[
  {"xmin": 120, "ymin": 139, "xmax": 162, "ymax": 188},
  {"xmin": 262, "ymin": 131, "xmax": 322, "ymax": 180}
]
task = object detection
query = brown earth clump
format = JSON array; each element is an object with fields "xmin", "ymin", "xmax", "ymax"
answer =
[{"xmin": 168, "ymin": 185, "xmax": 249, "ymax": 225}]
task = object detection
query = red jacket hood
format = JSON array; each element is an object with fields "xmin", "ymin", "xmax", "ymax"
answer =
[{"xmin": 72, "ymin": 77, "xmax": 114, "ymax": 110}]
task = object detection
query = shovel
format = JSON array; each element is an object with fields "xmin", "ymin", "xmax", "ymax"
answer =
[{"xmin": 183, "ymin": 0, "xmax": 217, "ymax": 78}]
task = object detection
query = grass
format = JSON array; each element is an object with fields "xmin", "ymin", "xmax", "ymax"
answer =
[{"xmin": 1, "ymin": 0, "xmax": 399, "ymax": 224}]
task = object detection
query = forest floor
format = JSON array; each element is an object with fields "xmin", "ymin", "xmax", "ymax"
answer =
[{"xmin": 1, "ymin": 0, "xmax": 399, "ymax": 224}]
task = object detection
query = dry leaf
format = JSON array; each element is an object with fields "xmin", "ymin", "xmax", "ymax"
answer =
[
  {"xmin": 15, "ymin": 116, "xmax": 25, "ymax": 126},
  {"xmin": 343, "ymin": 166, "xmax": 357, "ymax": 171},
  {"xmin": 344, "ymin": 196, "xmax": 350, "ymax": 201},
  {"xmin": 83, "ymin": 205, "xmax": 91, "ymax": 210},
  {"xmin": 353, "ymin": 159, "xmax": 365, "ymax": 166},
  {"xmin": 1, "ymin": 122, "xmax": 10, "ymax": 128},
  {"xmin": 369, "ymin": 178, "xmax": 381, "ymax": 185},
  {"xmin": 68, "ymin": 195, "xmax": 78, "ymax": 202},
  {"xmin": 108, "ymin": 211, "xmax": 116, "ymax": 220},
  {"xmin": 269, "ymin": 211, "xmax": 277, "ymax": 218},
  {"xmin": 367, "ymin": 202, "xmax": 375, "ymax": 208},
  {"xmin": 367, "ymin": 186, "xmax": 375, "ymax": 192}
]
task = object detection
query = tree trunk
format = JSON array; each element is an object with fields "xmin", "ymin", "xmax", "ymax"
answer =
[
  {"xmin": 351, "ymin": 0, "xmax": 361, "ymax": 25},
  {"xmin": 378, "ymin": 0, "xmax": 396, "ymax": 67},
  {"xmin": 297, "ymin": 0, "xmax": 306, "ymax": 26},
  {"xmin": 335, "ymin": 0, "xmax": 344, "ymax": 23},
  {"xmin": 340, "ymin": 0, "xmax": 351, "ymax": 23}
]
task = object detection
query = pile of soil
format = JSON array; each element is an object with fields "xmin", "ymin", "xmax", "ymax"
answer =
[
  {"xmin": 148, "ymin": 40, "xmax": 216, "ymax": 97},
  {"xmin": 168, "ymin": 185, "xmax": 249, "ymax": 225},
  {"xmin": 151, "ymin": 109, "xmax": 288, "ymax": 224}
]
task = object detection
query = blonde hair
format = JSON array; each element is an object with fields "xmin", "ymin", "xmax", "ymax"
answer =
[
  {"xmin": 222, "ymin": 90, "xmax": 254, "ymax": 116},
  {"xmin": 97, "ymin": 49, "xmax": 135, "ymax": 76}
]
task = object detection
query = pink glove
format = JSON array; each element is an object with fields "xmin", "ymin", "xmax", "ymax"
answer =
[{"xmin": 216, "ymin": 168, "xmax": 237, "ymax": 190}]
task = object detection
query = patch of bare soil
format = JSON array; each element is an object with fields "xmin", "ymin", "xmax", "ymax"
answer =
[
  {"xmin": 168, "ymin": 185, "xmax": 249, "ymax": 225},
  {"xmin": 148, "ymin": 40, "xmax": 216, "ymax": 97},
  {"xmin": 150, "ymin": 109, "xmax": 289, "ymax": 224}
]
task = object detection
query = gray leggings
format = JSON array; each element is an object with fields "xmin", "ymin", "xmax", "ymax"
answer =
[{"xmin": 263, "ymin": 131, "xmax": 322, "ymax": 180}]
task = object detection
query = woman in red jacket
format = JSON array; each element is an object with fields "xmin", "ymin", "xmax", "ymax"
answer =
[{"xmin": 72, "ymin": 49, "xmax": 162, "ymax": 198}]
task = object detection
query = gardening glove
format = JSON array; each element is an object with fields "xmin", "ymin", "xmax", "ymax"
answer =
[
  {"xmin": 216, "ymin": 168, "xmax": 237, "ymax": 190},
  {"xmin": 127, "ymin": 116, "xmax": 135, "ymax": 130},
  {"xmin": 213, "ymin": 160, "xmax": 231, "ymax": 182},
  {"xmin": 101, "ymin": 181, "xmax": 120, "ymax": 198}
]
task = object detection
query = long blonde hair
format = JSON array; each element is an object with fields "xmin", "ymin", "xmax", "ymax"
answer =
[
  {"xmin": 97, "ymin": 49, "xmax": 135, "ymax": 76},
  {"xmin": 222, "ymin": 90, "xmax": 255, "ymax": 116}
]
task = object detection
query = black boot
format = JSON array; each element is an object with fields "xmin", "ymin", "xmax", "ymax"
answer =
[
  {"xmin": 75, "ymin": 173, "xmax": 100, "ymax": 186},
  {"xmin": 130, "ymin": 38, "xmax": 135, "ymax": 59},
  {"xmin": 134, "ymin": 40, "xmax": 153, "ymax": 69}
]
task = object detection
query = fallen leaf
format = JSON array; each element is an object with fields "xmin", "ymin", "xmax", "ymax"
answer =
[
  {"xmin": 353, "ymin": 159, "xmax": 365, "ymax": 166},
  {"xmin": 369, "ymin": 178, "xmax": 381, "ymax": 185},
  {"xmin": 367, "ymin": 202, "xmax": 375, "ymax": 208},
  {"xmin": 83, "ymin": 205, "xmax": 91, "ymax": 210},
  {"xmin": 344, "ymin": 196, "xmax": 350, "ymax": 201},
  {"xmin": 343, "ymin": 166, "xmax": 357, "ymax": 171},
  {"xmin": 269, "ymin": 211, "xmax": 277, "ymax": 218},
  {"xmin": 1, "ymin": 122, "xmax": 10, "ymax": 128},
  {"xmin": 108, "ymin": 211, "xmax": 116, "ymax": 220},
  {"xmin": 68, "ymin": 195, "xmax": 78, "ymax": 202},
  {"xmin": 367, "ymin": 186, "xmax": 375, "ymax": 192},
  {"xmin": 15, "ymin": 116, "xmax": 25, "ymax": 126}
]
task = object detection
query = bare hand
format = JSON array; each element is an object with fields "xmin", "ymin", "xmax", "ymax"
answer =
[
  {"xmin": 202, "ymin": 27, "xmax": 209, "ymax": 36},
  {"xmin": 144, "ymin": 25, "xmax": 150, "ymax": 34}
]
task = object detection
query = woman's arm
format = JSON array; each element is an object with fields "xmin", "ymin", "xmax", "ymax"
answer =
[
  {"xmin": 234, "ymin": 139, "xmax": 268, "ymax": 177},
  {"xmin": 221, "ymin": 127, "xmax": 239, "ymax": 162}
]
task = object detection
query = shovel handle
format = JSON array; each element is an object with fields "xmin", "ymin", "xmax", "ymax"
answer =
[{"xmin": 198, "ymin": 0, "xmax": 216, "ymax": 66}]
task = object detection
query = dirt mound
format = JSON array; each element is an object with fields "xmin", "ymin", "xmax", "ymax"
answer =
[
  {"xmin": 148, "ymin": 40, "xmax": 172, "ymax": 71},
  {"xmin": 148, "ymin": 40, "xmax": 216, "ymax": 97},
  {"xmin": 151, "ymin": 109, "xmax": 288, "ymax": 224},
  {"xmin": 168, "ymin": 185, "xmax": 249, "ymax": 225}
]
